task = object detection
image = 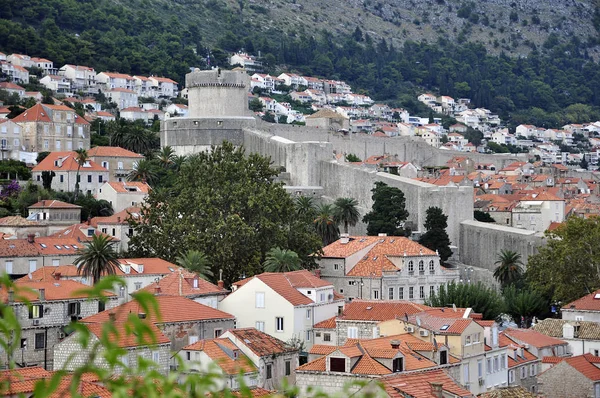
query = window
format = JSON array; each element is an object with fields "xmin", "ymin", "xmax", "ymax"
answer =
[
  {"xmin": 419, "ymin": 286, "xmax": 425, "ymax": 299},
  {"xmin": 68, "ymin": 302, "xmax": 81, "ymax": 316},
  {"xmin": 59, "ymin": 175, "xmax": 64, "ymax": 183},
  {"xmin": 320, "ymin": 293, "xmax": 325, "ymax": 302},
  {"xmin": 285, "ymin": 361, "xmax": 291, "ymax": 376},
  {"xmin": 29, "ymin": 259, "xmax": 37, "ymax": 273},
  {"xmin": 501, "ymin": 354, "xmax": 506, "ymax": 369},
  {"xmin": 493, "ymin": 356, "xmax": 499, "ymax": 372},
  {"xmin": 44, "ymin": 140, "xmax": 49, "ymax": 149},
  {"xmin": 474, "ymin": 333, "xmax": 480, "ymax": 343},
  {"xmin": 530, "ymin": 364, "xmax": 536, "ymax": 376},
  {"xmin": 373, "ymin": 289, "xmax": 379, "ymax": 300},
  {"xmin": 13, "ymin": 139, "xmax": 18, "ymax": 147},
  {"xmin": 20, "ymin": 338, "xmax": 26, "ymax": 349},
  {"xmin": 55, "ymin": 125, "xmax": 61, "ymax": 135},
  {"xmin": 418, "ymin": 260, "xmax": 424, "ymax": 275},
  {"xmin": 255, "ymin": 292, "xmax": 267, "ymax": 308},
  {"xmin": 266, "ymin": 364, "xmax": 272, "ymax": 379},
  {"xmin": 463, "ymin": 364, "xmax": 469, "ymax": 384},
  {"xmin": 5, "ymin": 261, "xmax": 12, "ymax": 274},
  {"xmin": 477, "ymin": 360, "xmax": 483, "ymax": 378},
  {"xmin": 102, "ymin": 161, "xmax": 109, "ymax": 169},
  {"xmin": 276, "ymin": 317, "xmax": 284, "ymax": 332},
  {"xmin": 35, "ymin": 333, "xmax": 45, "ymax": 350},
  {"xmin": 118, "ymin": 287, "xmax": 125, "ymax": 298},
  {"xmin": 576, "ymin": 316, "xmax": 584, "ymax": 321},
  {"xmin": 509, "ymin": 369, "xmax": 515, "ymax": 384},
  {"xmin": 306, "ymin": 309, "xmax": 311, "ymax": 319},
  {"xmin": 323, "ymin": 333, "xmax": 331, "ymax": 342},
  {"xmin": 98, "ymin": 301, "xmax": 105, "ymax": 313},
  {"xmin": 134, "ymin": 282, "xmax": 142, "ymax": 291},
  {"xmin": 521, "ymin": 366, "xmax": 527, "ymax": 379},
  {"xmin": 398, "ymin": 287, "xmax": 404, "ymax": 300},
  {"xmin": 388, "ymin": 287, "xmax": 394, "ymax": 300},
  {"xmin": 112, "ymin": 228, "xmax": 116, "ymax": 236},
  {"xmin": 214, "ymin": 329, "xmax": 222, "ymax": 338},
  {"xmin": 334, "ymin": 264, "xmax": 339, "ymax": 270},
  {"xmin": 118, "ymin": 161, "xmax": 123, "ymax": 169},
  {"xmin": 408, "ymin": 261, "xmax": 414, "ymax": 274},
  {"xmin": 392, "ymin": 357, "xmax": 404, "ymax": 372},
  {"xmin": 330, "ymin": 357, "xmax": 345, "ymax": 372},
  {"xmin": 409, "ymin": 287, "xmax": 414, "ymax": 299},
  {"xmin": 348, "ymin": 327, "xmax": 358, "ymax": 338},
  {"xmin": 430, "ymin": 285, "xmax": 435, "ymax": 297},
  {"xmin": 29, "ymin": 304, "xmax": 43, "ymax": 319},
  {"xmin": 306, "ymin": 331, "xmax": 310, "ymax": 341},
  {"xmin": 487, "ymin": 358, "xmax": 492, "ymax": 374},
  {"xmin": 152, "ymin": 351, "xmax": 160, "ymax": 363},
  {"xmin": 440, "ymin": 350, "xmax": 448, "ymax": 365},
  {"xmin": 99, "ymin": 175, "xmax": 103, "ymax": 183},
  {"xmin": 186, "ymin": 351, "xmax": 191, "ymax": 360},
  {"xmin": 87, "ymin": 175, "xmax": 92, "ymax": 183},
  {"xmin": 429, "ymin": 260, "xmax": 435, "ymax": 274},
  {"xmin": 465, "ymin": 335, "xmax": 471, "ymax": 345},
  {"xmin": 55, "ymin": 140, "xmax": 61, "ymax": 150},
  {"xmin": 348, "ymin": 281, "xmax": 356, "ymax": 286}
]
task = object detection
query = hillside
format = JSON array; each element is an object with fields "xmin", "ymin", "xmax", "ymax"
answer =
[{"xmin": 3, "ymin": 0, "xmax": 600, "ymax": 127}]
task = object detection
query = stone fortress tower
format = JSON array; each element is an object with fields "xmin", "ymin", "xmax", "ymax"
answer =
[{"xmin": 161, "ymin": 68, "xmax": 255, "ymax": 154}]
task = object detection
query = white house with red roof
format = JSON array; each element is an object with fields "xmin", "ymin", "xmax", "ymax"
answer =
[
  {"xmin": 87, "ymin": 146, "xmax": 143, "ymax": 182},
  {"xmin": 0, "ymin": 82, "xmax": 25, "ymax": 98},
  {"xmin": 511, "ymin": 191, "xmax": 565, "ymax": 232},
  {"xmin": 32, "ymin": 151, "xmax": 109, "ymax": 194},
  {"xmin": 561, "ymin": 289, "xmax": 600, "ymax": 322},
  {"xmin": 537, "ymin": 354, "xmax": 600, "ymax": 398},
  {"xmin": 39, "ymin": 75, "xmax": 71, "ymax": 94},
  {"xmin": 95, "ymin": 71, "xmax": 135, "ymax": 91},
  {"xmin": 105, "ymin": 88, "xmax": 138, "ymax": 110},
  {"xmin": 58, "ymin": 64, "xmax": 97, "ymax": 92},
  {"xmin": 96, "ymin": 181, "xmax": 150, "ymax": 213},
  {"xmin": 91, "ymin": 206, "xmax": 141, "ymax": 252},
  {"xmin": 148, "ymin": 76, "xmax": 178, "ymax": 98},
  {"xmin": 218, "ymin": 270, "xmax": 344, "ymax": 350},
  {"xmin": 27, "ymin": 200, "xmax": 82, "ymax": 232},
  {"xmin": 165, "ymin": 103, "xmax": 189, "ymax": 117},
  {"xmin": 318, "ymin": 235, "xmax": 459, "ymax": 304},
  {"xmin": 12, "ymin": 103, "xmax": 90, "ymax": 154}
]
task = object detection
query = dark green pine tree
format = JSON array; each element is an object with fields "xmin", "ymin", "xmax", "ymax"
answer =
[
  {"xmin": 362, "ymin": 182, "xmax": 409, "ymax": 236},
  {"xmin": 419, "ymin": 206, "xmax": 452, "ymax": 263}
]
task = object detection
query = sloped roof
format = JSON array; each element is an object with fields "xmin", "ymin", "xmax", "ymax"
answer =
[
  {"xmin": 563, "ymin": 289, "xmax": 600, "ymax": 311},
  {"xmin": 226, "ymin": 328, "xmax": 296, "ymax": 357},
  {"xmin": 339, "ymin": 300, "xmax": 429, "ymax": 322},
  {"xmin": 314, "ymin": 316, "xmax": 336, "ymax": 329},
  {"xmin": 0, "ymin": 216, "xmax": 40, "ymax": 226},
  {"xmin": 12, "ymin": 103, "xmax": 52, "ymax": 123},
  {"xmin": 182, "ymin": 339, "xmax": 256, "ymax": 375},
  {"xmin": 382, "ymin": 369, "xmax": 472, "ymax": 398},
  {"xmin": 104, "ymin": 181, "xmax": 151, "ymax": 194},
  {"xmin": 86, "ymin": 321, "xmax": 170, "ymax": 348},
  {"xmin": 305, "ymin": 108, "xmax": 348, "ymax": 119},
  {"xmin": 87, "ymin": 146, "xmax": 143, "ymax": 158},
  {"xmin": 479, "ymin": 386, "xmax": 536, "ymax": 398},
  {"xmin": 91, "ymin": 206, "xmax": 141, "ymax": 226},
  {"xmin": 3, "ymin": 279, "xmax": 115, "ymax": 303},
  {"xmin": 565, "ymin": 354, "xmax": 600, "ymax": 381},
  {"xmin": 141, "ymin": 269, "xmax": 226, "ymax": 298},
  {"xmin": 533, "ymin": 318, "xmax": 600, "ymax": 340},
  {"xmin": 406, "ymin": 313, "xmax": 474, "ymax": 335},
  {"xmin": 32, "ymin": 152, "xmax": 106, "ymax": 172},
  {"xmin": 29, "ymin": 200, "xmax": 81, "ymax": 209},
  {"xmin": 503, "ymin": 328, "xmax": 567, "ymax": 349}
]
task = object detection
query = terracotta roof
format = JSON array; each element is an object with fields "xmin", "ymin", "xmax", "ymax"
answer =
[
  {"xmin": 150, "ymin": 76, "xmax": 178, "ymax": 84},
  {"xmin": 499, "ymin": 334, "xmax": 539, "ymax": 368},
  {"xmin": 309, "ymin": 345, "xmax": 338, "ymax": 355},
  {"xmin": 382, "ymin": 369, "xmax": 472, "ymax": 398},
  {"xmin": 32, "ymin": 152, "xmax": 107, "ymax": 172},
  {"xmin": 232, "ymin": 270, "xmax": 332, "ymax": 306},
  {"xmin": 99, "ymin": 72, "xmax": 133, "ymax": 79},
  {"xmin": 503, "ymin": 328, "xmax": 567, "ymax": 349},
  {"xmin": 479, "ymin": 386, "xmax": 536, "ymax": 398},
  {"xmin": 0, "ymin": 82, "xmax": 24, "ymax": 91},
  {"xmin": 0, "ymin": 216, "xmax": 40, "ymax": 226},
  {"xmin": 322, "ymin": 236, "xmax": 380, "ymax": 258},
  {"xmin": 91, "ymin": 206, "xmax": 141, "ymax": 226},
  {"xmin": 225, "ymin": 328, "xmax": 296, "ymax": 357},
  {"xmin": 563, "ymin": 289, "xmax": 600, "ymax": 311},
  {"xmin": 541, "ymin": 356, "xmax": 564, "ymax": 364},
  {"xmin": 12, "ymin": 103, "xmax": 51, "ymax": 123},
  {"xmin": 87, "ymin": 321, "xmax": 170, "ymax": 348},
  {"xmin": 105, "ymin": 88, "xmax": 136, "ymax": 94},
  {"xmin": 406, "ymin": 313, "xmax": 474, "ymax": 335},
  {"xmin": 340, "ymin": 300, "xmax": 429, "ymax": 322},
  {"xmin": 565, "ymin": 354, "xmax": 600, "ymax": 381},
  {"xmin": 314, "ymin": 316, "xmax": 336, "ymax": 329},
  {"xmin": 229, "ymin": 387, "xmax": 273, "ymax": 397},
  {"xmin": 29, "ymin": 200, "xmax": 81, "ymax": 209},
  {"xmin": 141, "ymin": 269, "xmax": 226, "ymax": 298},
  {"xmin": 81, "ymin": 295, "xmax": 234, "ymax": 324},
  {"xmin": 4, "ymin": 279, "xmax": 115, "ymax": 303},
  {"xmin": 182, "ymin": 339, "xmax": 256, "ymax": 375},
  {"xmin": 305, "ymin": 108, "xmax": 348, "ymax": 119},
  {"xmin": 351, "ymin": 352, "xmax": 391, "ymax": 375},
  {"xmin": 533, "ymin": 318, "xmax": 600, "ymax": 340},
  {"xmin": 87, "ymin": 146, "xmax": 143, "ymax": 158},
  {"xmin": 104, "ymin": 181, "xmax": 151, "ymax": 194},
  {"xmin": 297, "ymin": 355, "xmax": 327, "ymax": 371},
  {"xmin": 0, "ymin": 236, "xmax": 84, "ymax": 257}
]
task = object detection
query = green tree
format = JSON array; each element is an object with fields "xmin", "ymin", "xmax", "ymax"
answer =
[
  {"xmin": 73, "ymin": 148, "xmax": 89, "ymax": 201},
  {"xmin": 249, "ymin": 98, "xmax": 264, "ymax": 112},
  {"xmin": 418, "ymin": 206, "xmax": 452, "ymax": 263},
  {"xmin": 363, "ymin": 182, "xmax": 409, "ymax": 236},
  {"xmin": 295, "ymin": 196, "xmax": 317, "ymax": 219},
  {"xmin": 493, "ymin": 250, "xmax": 524, "ymax": 290},
  {"xmin": 581, "ymin": 156, "xmax": 589, "ymax": 170},
  {"xmin": 176, "ymin": 250, "xmax": 214, "ymax": 281},
  {"xmin": 41, "ymin": 171, "xmax": 55, "ymax": 191},
  {"xmin": 74, "ymin": 234, "xmax": 120, "ymax": 285},
  {"xmin": 128, "ymin": 142, "xmax": 321, "ymax": 286},
  {"xmin": 157, "ymin": 146, "xmax": 176, "ymax": 168},
  {"xmin": 345, "ymin": 154, "xmax": 361, "ymax": 162},
  {"xmin": 128, "ymin": 159, "xmax": 158, "ymax": 185},
  {"xmin": 332, "ymin": 197, "xmax": 360, "ymax": 234},
  {"xmin": 263, "ymin": 247, "xmax": 302, "ymax": 272},
  {"xmin": 314, "ymin": 203, "xmax": 340, "ymax": 246},
  {"xmin": 36, "ymin": 151, "xmax": 50, "ymax": 164},
  {"xmin": 527, "ymin": 216, "xmax": 600, "ymax": 303},
  {"xmin": 503, "ymin": 285, "xmax": 548, "ymax": 327},
  {"xmin": 426, "ymin": 281, "xmax": 505, "ymax": 320},
  {"xmin": 474, "ymin": 210, "xmax": 496, "ymax": 222}
]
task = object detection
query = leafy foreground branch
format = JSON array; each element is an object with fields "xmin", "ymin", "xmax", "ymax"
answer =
[{"xmin": 0, "ymin": 275, "xmax": 385, "ymax": 398}]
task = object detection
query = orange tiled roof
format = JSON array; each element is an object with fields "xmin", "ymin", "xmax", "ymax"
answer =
[
  {"xmin": 314, "ymin": 316, "xmax": 336, "ymax": 329},
  {"xmin": 503, "ymin": 328, "xmax": 567, "ymax": 349},
  {"xmin": 226, "ymin": 328, "xmax": 296, "ymax": 356},
  {"xmin": 91, "ymin": 206, "xmax": 141, "ymax": 226},
  {"xmin": 81, "ymin": 295, "xmax": 234, "ymax": 325},
  {"xmin": 87, "ymin": 146, "xmax": 143, "ymax": 158},
  {"xmin": 563, "ymin": 289, "xmax": 600, "ymax": 311},
  {"xmin": 542, "ymin": 356, "xmax": 565, "ymax": 364},
  {"xmin": 29, "ymin": 200, "xmax": 81, "ymax": 209},
  {"xmin": 340, "ymin": 300, "xmax": 429, "ymax": 322},
  {"xmin": 499, "ymin": 333, "xmax": 539, "ymax": 368},
  {"xmin": 32, "ymin": 152, "xmax": 107, "ymax": 172},
  {"xmin": 406, "ymin": 313, "xmax": 473, "ymax": 335},
  {"xmin": 382, "ymin": 369, "xmax": 472, "ymax": 398},
  {"xmin": 183, "ymin": 339, "xmax": 256, "ymax": 375},
  {"xmin": 565, "ymin": 354, "xmax": 600, "ymax": 381},
  {"xmin": 351, "ymin": 352, "xmax": 391, "ymax": 375},
  {"xmin": 12, "ymin": 103, "xmax": 51, "ymax": 123},
  {"xmin": 309, "ymin": 345, "xmax": 338, "ymax": 355},
  {"xmin": 5, "ymin": 279, "xmax": 115, "ymax": 303},
  {"xmin": 104, "ymin": 181, "xmax": 151, "ymax": 194},
  {"xmin": 142, "ymin": 269, "xmax": 226, "ymax": 298}
]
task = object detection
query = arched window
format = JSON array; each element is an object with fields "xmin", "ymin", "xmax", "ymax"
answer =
[
  {"xmin": 429, "ymin": 260, "xmax": 435, "ymax": 274},
  {"xmin": 408, "ymin": 261, "xmax": 414, "ymax": 274},
  {"xmin": 418, "ymin": 261, "xmax": 424, "ymax": 275}
]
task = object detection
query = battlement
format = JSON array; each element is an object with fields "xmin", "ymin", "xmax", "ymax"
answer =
[{"xmin": 185, "ymin": 68, "xmax": 249, "ymax": 89}]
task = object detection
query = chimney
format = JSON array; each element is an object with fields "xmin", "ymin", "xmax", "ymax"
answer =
[
  {"xmin": 8, "ymin": 289, "xmax": 14, "ymax": 304},
  {"xmin": 54, "ymin": 272, "xmax": 61, "ymax": 280},
  {"xmin": 108, "ymin": 312, "xmax": 116, "ymax": 321},
  {"xmin": 430, "ymin": 382, "xmax": 443, "ymax": 398},
  {"xmin": 38, "ymin": 288, "xmax": 45, "ymax": 301},
  {"xmin": 27, "ymin": 234, "xmax": 35, "ymax": 244},
  {"xmin": 42, "ymin": 200, "xmax": 45, "ymax": 206},
  {"xmin": 117, "ymin": 216, "xmax": 121, "ymax": 222},
  {"xmin": 390, "ymin": 339, "xmax": 401, "ymax": 349},
  {"xmin": 340, "ymin": 233, "xmax": 350, "ymax": 244},
  {"xmin": 154, "ymin": 285, "xmax": 161, "ymax": 295},
  {"xmin": 178, "ymin": 269, "xmax": 183, "ymax": 296},
  {"xmin": 378, "ymin": 233, "xmax": 387, "ymax": 237},
  {"xmin": 314, "ymin": 269, "xmax": 321, "ymax": 279},
  {"xmin": 217, "ymin": 280, "xmax": 224, "ymax": 289}
]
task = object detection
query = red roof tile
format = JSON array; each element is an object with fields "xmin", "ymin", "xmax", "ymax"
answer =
[
  {"xmin": 87, "ymin": 146, "xmax": 143, "ymax": 158},
  {"xmin": 563, "ymin": 289, "xmax": 600, "ymax": 311},
  {"xmin": 141, "ymin": 269, "xmax": 226, "ymax": 298},
  {"xmin": 104, "ymin": 181, "xmax": 151, "ymax": 193},
  {"xmin": 29, "ymin": 200, "xmax": 81, "ymax": 209},
  {"xmin": 340, "ymin": 300, "xmax": 429, "ymax": 322},
  {"xmin": 314, "ymin": 316, "xmax": 336, "ymax": 329},
  {"xmin": 225, "ymin": 328, "xmax": 296, "ymax": 357},
  {"xmin": 6, "ymin": 279, "xmax": 115, "ymax": 303},
  {"xmin": 566, "ymin": 354, "xmax": 600, "ymax": 381},
  {"xmin": 382, "ymin": 369, "xmax": 472, "ymax": 398},
  {"xmin": 503, "ymin": 328, "xmax": 567, "ymax": 349},
  {"xmin": 12, "ymin": 103, "xmax": 51, "ymax": 123},
  {"xmin": 87, "ymin": 321, "xmax": 170, "ymax": 348},
  {"xmin": 183, "ymin": 339, "xmax": 256, "ymax": 375},
  {"xmin": 32, "ymin": 152, "xmax": 107, "ymax": 172}
]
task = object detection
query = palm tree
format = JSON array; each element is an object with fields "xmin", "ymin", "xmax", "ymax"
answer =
[
  {"xmin": 295, "ymin": 196, "xmax": 316, "ymax": 219},
  {"xmin": 73, "ymin": 148, "xmax": 88, "ymax": 201},
  {"xmin": 172, "ymin": 155, "xmax": 188, "ymax": 172},
  {"xmin": 74, "ymin": 234, "xmax": 120, "ymax": 285},
  {"xmin": 493, "ymin": 250, "xmax": 524, "ymax": 289},
  {"xmin": 332, "ymin": 197, "xmax": 360, "ymax": 234},
  {"xmin": 128, "ymin": 159, "xmax": 157, "ymax": 185},
  {"xmin": 176, "ymin": 250, "xmax": 214, "ymax": 281},
  {"xmin": 314, "ymin": 204, "xmax": 340, "ymax": 246},
  {"xmin": 263, "ymin": 247, "xmax": 302, "ymax": 273},
  {"xmin": 157, "ymin": 146, "xmax": 176, "ymax": 168}
]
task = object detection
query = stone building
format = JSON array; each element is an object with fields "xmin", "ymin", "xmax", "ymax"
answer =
[
  {"xmin": 500, "ymin": 333, "xmax": 540, "ymax": 394},
  {"xmin": 533, "ymin": 318, "xmax": 600, "ymax": 357},
  {"xmin": 12, "ymin": 103, "xmax": 90, "ymax": 153},
  {"xmin": 53, "ymin": 320, "xmax": 171, "ymax": 374},
  {"xmin": 305, "ymin": 109, "xmax": 349, "ymax": 131},
  {"xmin": 0, "ymin": 279, "xmax": 118, "ymax": 370},
  {"xmin": 91, "ymin": 206, "xmax": 140, "ymax": 252},
  {"xmin": 537, "ymin": 354, "xmax": 600, "ymax": 398},
  {"xmin": 27, "ymin": 200, "xmax": 82, "ymax": 233},
  {"xmin": 96, "ymin": 181, "xmax": 149, "ymax": 213},
  {"xmin": 502, "ymin": 328, "xmax": 569, "ymax": 359},
  {"xmin": 81, "ymin": 295, "xmax": 235, "ymax": 352},
  {"xmin": 87, "ymin": 146, "xmax": 143, "ymax": 182},
  {"xmin": 318, "ymin": 235, "xmax": 459, "ymax": 303}
]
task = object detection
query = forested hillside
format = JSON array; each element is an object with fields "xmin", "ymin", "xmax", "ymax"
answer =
[{"xmin": 3, "ymin": 0, "xmax": 600, "ymax": 126}]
